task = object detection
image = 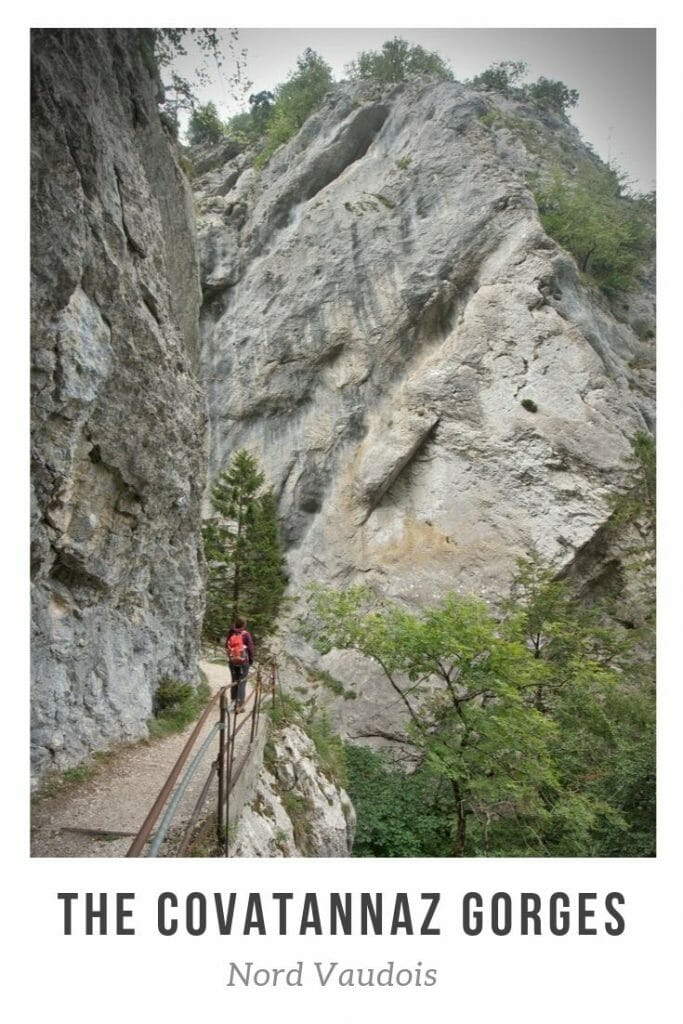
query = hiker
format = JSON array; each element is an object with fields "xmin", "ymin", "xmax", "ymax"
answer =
[{"xmin": 225, "ymin": 616, "xmax": 255, "ymax": 713}]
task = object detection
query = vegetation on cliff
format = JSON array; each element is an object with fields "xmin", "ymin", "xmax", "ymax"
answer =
[
  {"xmin": 309, "ymin": 564, "xmax": 654, "ymax": 857},
  {"xmin": 532, "ymin": 162, "xmax": 655, "ymax": 295},
  {"xmin": 306, "ymin": 434, "xmax": 655, "ymax": 858}
]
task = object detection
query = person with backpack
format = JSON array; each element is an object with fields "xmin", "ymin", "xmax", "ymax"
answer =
[{"xmin": 225, "ymin": 616, "xmax": 255, "ymax": 712}]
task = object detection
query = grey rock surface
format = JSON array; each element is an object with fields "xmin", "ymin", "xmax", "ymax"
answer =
[
  {"xmin": 232, "ymin": 724, "xmax": 355, "ymax": 857},
  {"xmin": 196, "ymin": 78, "xmax": 655, "ymax": 742},
  {"xmin": 31, "ymin": 29, "xmax": 206, "ymax": 781}
]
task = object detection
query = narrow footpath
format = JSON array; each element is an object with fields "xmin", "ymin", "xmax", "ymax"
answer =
[{"xmin": 30, "ymin": 659, "xmax": 243, "ymax": 858}]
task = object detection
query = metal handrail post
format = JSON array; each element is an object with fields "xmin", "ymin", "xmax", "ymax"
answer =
[
  {"xmin": 249, "ymin": 666, "xmax": 261, "ymax": 744},
  {"xmin": 224, "ymin": 705, "xmax": 236, "ymax": 856},
  {"xmin": 217, "ymin": 689, "xmax": 228, "ymax": 845}
]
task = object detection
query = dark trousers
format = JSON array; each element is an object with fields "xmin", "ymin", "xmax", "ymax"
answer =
[{"xmin": 229, "ymin": 662, "xmax": 249, "ymax": 704}]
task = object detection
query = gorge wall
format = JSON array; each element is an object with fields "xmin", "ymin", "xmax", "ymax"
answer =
[
  {"xmin": 31, "ymin": 29, "xmax": 206, "ymax": 779},
  {"xmin": 195, "ymin": 78, "xmax": 655, "ymax": 740},
  {"xmin": 30, "ymin": 41, "xmax": 655, "ymax": 786}
]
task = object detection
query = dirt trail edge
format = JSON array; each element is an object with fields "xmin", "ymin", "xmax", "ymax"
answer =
[{"xmin": 30, "ymin": 659, "xmax": 248, "ymax": 858}]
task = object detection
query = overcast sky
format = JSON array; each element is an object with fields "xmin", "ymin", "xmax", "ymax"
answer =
[{"xmin": 171, "ymin": 26, "xmax": 655, "ymax": 192}]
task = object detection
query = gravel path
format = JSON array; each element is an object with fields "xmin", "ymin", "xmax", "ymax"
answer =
[{"xmin": 30, "ymin": 659, "xmax": 239, "ymax": 858}]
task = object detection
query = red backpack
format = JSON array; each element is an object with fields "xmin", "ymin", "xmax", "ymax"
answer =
[{"xmin": 226, "ymin": 630, "xmax": 248, "ymax": 665}]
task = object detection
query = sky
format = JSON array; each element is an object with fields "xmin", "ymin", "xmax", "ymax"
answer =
[{"xmin": 170, "ymin": 27, "xmax": 656, "ymax": 192}]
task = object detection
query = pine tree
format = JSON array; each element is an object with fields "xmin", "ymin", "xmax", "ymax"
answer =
[{"xmin": 202, "ymin": 450, "xmax": 287, "ymax": 644}]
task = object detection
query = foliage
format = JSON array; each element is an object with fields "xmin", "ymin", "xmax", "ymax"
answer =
[
  {"xmin": 281, "ymin": 790, "xmax": 316, "ymax": 853},
  {"xmin": 249, "ymin": 90, "xmax": 275, "ymax": 130},
  {"xmin": 521, "ymin": 398, "xmax": 538, "ymax": 413},
  {"xmin": 609, "ymin": 432, "xmax": 656, "ymax": 535},
  {"xmin": 532, "ymin": 162, "xmax": 655, "ymax": 295},
  {"xmin": 306, "ymin": 666, "xmax": 356, "ymax": 700},
  {"xmin": 264, "ymin": 689, "xmax": 303, "ymax": 731},
  {"xmin": 306, "ymin": 586, "xmax": 556, "ymax": 855},
  {"xmin": 253, "ymin": 49, "xmax": 334, "ymax": 167},
  {"xmin": 478, "ymin": 109, "xmax": 501, "ymax": 128},
  {"xmin": 346, "ymin": 36, "xmax": 453, "ymax": 84},
  {"xmin": 306, "ymin": 557, "xmax": 655, "ymax": 857},
  {"xmin": 527, "ymin": 76, "xmax": 579, "ymax": 113},
  {"xmin": 305, "ymin": 712, "xmax": 348, "ymax": 788},
  {"xmin": 153, "ymin": 28, "xmax": 225, "ymax": 71},
  {"xmin": 202, "ymin": 450, "xmax": 288, "ymax": 645},
  {"xmin": 503, "ymin": 552, "xmax": 655, "ymax": 856},
  {"xmin": 148, "ymin": 677, "xmax": 212, "ymax": 737},
  {"xmin": 470, "ymin": 60, "xmax": 528, "ymax": 92},
  {"xmin": 187, "ymin": 101, "xmax": 226, "ymax": 145},
  {"xmin": 345, "ymin": 744, "xmax": 454, "ymax": 856},
  {"xmin": 150, "ymin": 29, "xmax": 249, "ymax": 137},
  {"xmin": 225, "ymin": 91, "xmax": 275, "ymax": 146}
]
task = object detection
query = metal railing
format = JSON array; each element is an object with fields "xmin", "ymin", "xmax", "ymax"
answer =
[{"xmin": 126, "ymin": 663, "xmax": 278, "ymax": 857}]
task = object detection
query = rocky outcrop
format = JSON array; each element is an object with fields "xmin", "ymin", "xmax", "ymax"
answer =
[
  {"xmin": 197, "ymin": 81, "xmax": 653, "ymax": 588},
  {"xmin": 31, "ymin": 29, "xmax": 206, "ymax": 780},
  {"xmin": 231, "ymin": 725, "xmax": 355, "ymax": 856},
  {"xmin": 195, "ymin": 78, "xmax": 654, "ymax": 744}
]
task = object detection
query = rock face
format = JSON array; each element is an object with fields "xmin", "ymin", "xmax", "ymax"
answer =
[
  {"xmin": 195, "ymin": 79, "xmax": 654, "ymax": 743},
  {"xmin": 197, "ymin": 80, "xmax": 654, "ymax": 591},
  {"xmin": 231, "ymin": 724, "xmax": 355, "ymax": 857},
  {"xmin": 31, "ymin": 29, "xmax": 206, "ymax": 780}
]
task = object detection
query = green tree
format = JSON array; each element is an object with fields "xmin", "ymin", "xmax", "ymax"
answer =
[
  {"xmin": 527, "ymin": 76, "xmax": 579, "ymax": 113},
  {"xmin": 225, "ymin": 91, "xmax": 276, "ymax": 146},
  {"xmin": 249, "ymin": 90, "xmax": 275, "ymax": 130},
  {"xmin": 532, "ymin": 162, "xmax": 655, "ymax": 295},
  {"xmin": 307, "ymin": 557, "xmax": 655, "ymax": 856},
  {"xmin": 147, "ymin": 28, "xmax": 249, "ymax": 134},
  {"xmin": 306, "ymin": 587, "xmax": 557, "ymax": 855},
  {"xmin": 202, "ymin": 450, "xmax": 287, "ymax": 644},
  {"xmin": 470, "ymin": 60, "xmax": 528, "ymax": 92},
  {"xmin": 187, "ymin": 100, "xmax": 226, "ymax": 145},
  {"xmin": 347, "ymin": 36, "xmax": 453, "ymax": 84},
  {"xmin": 505, "ymin": 553, "xmax": 655, "ymax": 856},
  {"xmin": 255, "ymin": 48, "xmax": 334, "ymax": 167}
]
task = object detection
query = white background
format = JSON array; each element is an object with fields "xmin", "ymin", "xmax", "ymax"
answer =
[{"xmin": 8, "ymin": 2, "xmax": 680, "ymax": 1022}]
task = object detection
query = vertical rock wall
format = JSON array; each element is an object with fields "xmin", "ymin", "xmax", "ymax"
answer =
[
  {"xmin": 30, "ymin": 29, "xmax": 206, "ymax": 780},
  {"xmin": 194, "ymin": 80, "xmax": 654, "ymax": 743},
  {"xmin": 196, "ymin": 80, "xmax": 655, "ymax": 612}
]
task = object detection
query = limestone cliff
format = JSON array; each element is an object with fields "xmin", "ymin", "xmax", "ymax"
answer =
[
  {"xmin": 195, "ymin": 78, "xmax": 654, "ymax": 740},
  {"xmin": 231, "ymin": 724, "xmax": 355, "ymax": 857},
  {"xmin": 31, "ymin": 29, "xmax": 206, "ymax": 780}
]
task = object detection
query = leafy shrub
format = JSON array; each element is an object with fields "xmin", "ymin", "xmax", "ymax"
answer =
[
  {"xmin": 521, "ymin": 398, "xmax": 538, "ymax": 413},
  {"xmin": 532, "ymin": 162, "xmax": 655, "ymax": 295},
  {"xmin": 305, "ymin": 712, "xmax": 347, "ymax": 787},
  {"xmin": 187, "ymin": 101, "xmax": 226, "ymax": 146},
  {"xmin": 470, "ymin": 60, "xmax": 527, "ymax": 92},
  {"xmin": 226, "ymin": 92, "xmax": 275, "ymax": 146},
  {"xmin": 265, "ymin": 690, "xmax": 303, "ymax": 730},
  {"xmin": 280, "ymin": 790, "xmax": 316, "ymax": 853},
  {"xmin": 478, "ymin": 109, "xmax": 501, "ymax": 128},
  {"xmin": 527, "ymin": 76, "xmax": 579, "ymax": 113},
  {"xmin": 254, "ymin": 48, "xmax": 333, "ymax": 167},
  {"xmin": 346, "ymin": 36, "xmax": 453, "ymax": 84},
  {"xmin": 344, "ymin": 745, "xmax": 454, "ymax": 857},
  {"xmin": 149, "ymin": 677, "xmax": 212, "ymax": 737}
]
